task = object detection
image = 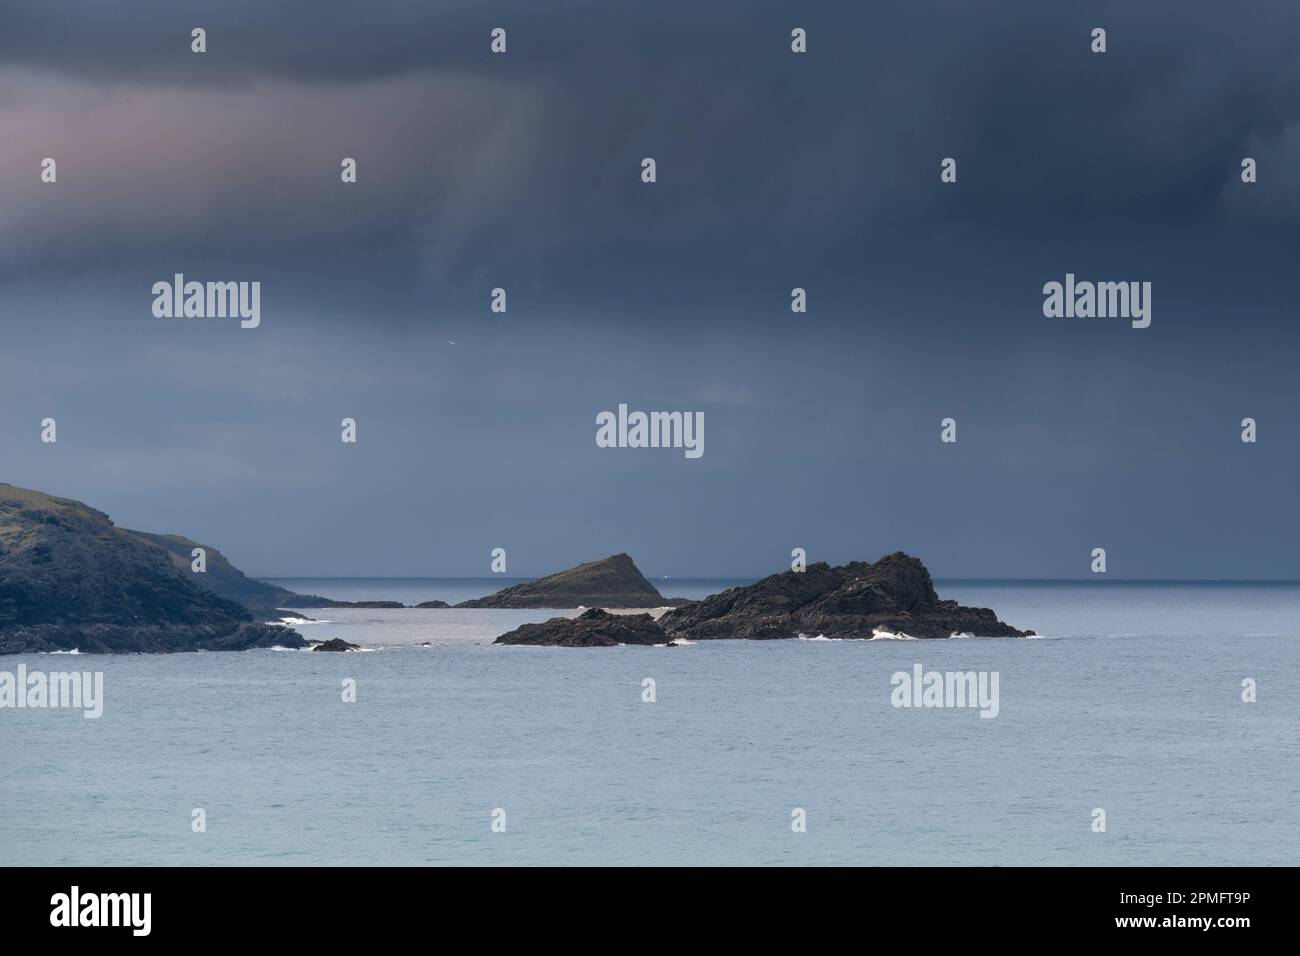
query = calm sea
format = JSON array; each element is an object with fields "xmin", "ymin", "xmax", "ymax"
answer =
[{"xmin": 2, "ymin": 579, "xmax": 1296, "ymax": 866}]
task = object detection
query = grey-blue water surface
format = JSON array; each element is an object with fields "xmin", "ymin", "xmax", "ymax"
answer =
[{"xmin": 2, "ymin": 580, "xmax": 1295, "ymax": 865}]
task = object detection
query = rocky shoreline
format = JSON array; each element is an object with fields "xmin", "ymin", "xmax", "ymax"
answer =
[
  {"xmin": 1, "ymin": 483, "xmax": 1030, "ymax": 654},
  {"xmin": 0, "ymin": 621, "xmax": 302, "ymax": 654}
]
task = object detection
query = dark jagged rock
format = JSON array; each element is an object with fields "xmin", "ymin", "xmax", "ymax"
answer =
[
  {"xmin": 659, "ymin": 552, "xmax": 1033, "ymax": 641},
  {"xmin": 414, "ymin": 600, "xmax": 450, "ymax": 608},
  {"xmin": 0, "ymin": 483, "xmax": 305, "ymax": 654},
  {"xmin": 459, "ymin": 553, "xmax": 690, "ymax": 609},
  {"xmin": 494, "ymin": 607, "xmax": 669, "ymax": 647},
  {"xmin": 125, "ymin": 529, "xmax": 332, "ymax": 617},
  {"xmin": 311, "ymin": 637, "xmax": 361, "ymax": 652}
]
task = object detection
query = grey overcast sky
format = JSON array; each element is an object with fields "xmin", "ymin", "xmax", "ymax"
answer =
[{"xmin": 1, "ymin": 1, "xmax": 1297, "ymax": 578}]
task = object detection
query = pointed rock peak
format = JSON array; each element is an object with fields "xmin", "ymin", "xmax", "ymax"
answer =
[
  {"xmin": 572, "ymin": 552, "xmax": 638, "ymax": 574},
  {"xmin": 458, "ymin": 553, "xmax": 677, "ymax": 608}
]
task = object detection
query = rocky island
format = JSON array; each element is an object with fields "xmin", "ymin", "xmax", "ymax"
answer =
[
  {"xmin": 0, "ymin": 483, "xmax": 307, "ymax": 654},
  {"xmin": 659, "ymin": 552, "xmax": 1032, "ymax": 641},
  {"xmin": 493, "ymin": 552, "xmax": 1031, "ymax": 645},
  {"xmin": 458, "ymin": 553, "xmax": 689, "ymax": 609}
]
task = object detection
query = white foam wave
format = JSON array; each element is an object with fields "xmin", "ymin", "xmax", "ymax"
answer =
[{"xmin": 869, "ymin": 628, "xmax": 917, "ymax": 640}]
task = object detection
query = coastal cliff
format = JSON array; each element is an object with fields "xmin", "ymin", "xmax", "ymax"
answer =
[
  {"xmin": 0, "ymin": 483, "xmax": 305, "ymax": 653},
  {"xmin": 124, "ymin": 529, "xmax": 331, "ymax": 617}
]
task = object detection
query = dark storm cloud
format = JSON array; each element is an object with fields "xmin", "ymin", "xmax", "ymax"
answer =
[
  {"xmin": 2, "ymin": 2, "xmax": 1298, "ymax": 577},
  {"xmin": 5, "ymin": 0, "xmax": 1300, "ymax": 287}
]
